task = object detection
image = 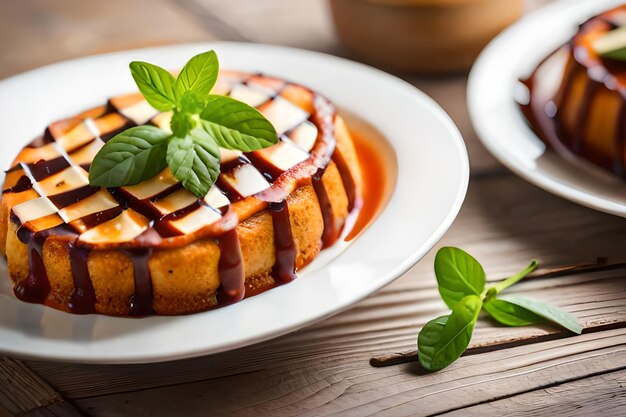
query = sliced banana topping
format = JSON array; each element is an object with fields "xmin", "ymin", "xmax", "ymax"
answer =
[
  {"xmin": 259, "ymin": 96, "xmax": 310, "ymax": 135},
  {"xmin": 59, "ymin": 189, "xmax": 118, "ymax": 223},
  {"xmin": 119, "ymin": 99, "xmax": 160, "ymax": 126},
  {"xmin": 79, "ymin": 210, "xmax": 149, "ymax": 244},
  {"xmin": 12, "ymin": 197, "xmax": 58, "ymax": 224},
  {"xmin": 254, "ymin": 138, "xmax": 310, "ymax": 171},
  {"xmin": 229, "ymin": 84, "xmax": 271, "ymax": 107},
  {"xmin": 221, "ymin": 164, "xmax": 271, "ymax": 197},
  {"xmin": 169, "ymin": 205, "xmax": 221, "ymax": 235},
  {"xmin": 288, "ymin": 121, "xmax": 318, "ymax": 152},
  {"xmin": 37, "ymin": 165, "xmax": 89, "ymax": 196},
  {"xmin": 123, "ymin": 168, "xmax": 179, "ymax": 200}
]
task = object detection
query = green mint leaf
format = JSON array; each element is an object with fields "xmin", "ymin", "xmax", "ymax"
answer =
[
  {"xmin": 499, "ymin": 294, "xmax": 583, "ymax": 334},
  {"xmin": 180, "ymin": 90, "xmax": 205, "ymax": 114},
  {"xmin": 129, "ymin": 61, "xmax": 178, "ymax": 111},
  {"xmin": 89, "ymin": 126, "xmax": 170, "ymax": 187},
  {"xmin": 175, "ymin": 50, "xmax": 219, "ymax": 99},
  {"xmin": 170, "ymin": 111, "xmax": 197, "ymax": 138},
  {"xmin": 200, "ymin": 95, "xmax": 278, "ymax": 152},
  {"xmin": 434, "ymin": 247, "xmax": 486, "ymax": 309},
  {"xmin": 601, "ymin": 47, "xmax": 626, "ymax": 61},
  {"xmin": 483, "ymin": 297, "xmax": 544, "ymax": 327},
  {"xmin": 593, "ymin": 26, "xmax": 626, "ymax": 61},
  {"xmin": 166, "ymin": 127, "xmax": 220, "ymax": 197},
  {"xmin": 418, "ymin": 295, "xmax": 482, "ymax": 371}
]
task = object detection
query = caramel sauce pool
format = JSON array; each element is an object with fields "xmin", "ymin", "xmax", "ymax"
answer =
[{"xmin": 345, "ymin": 130, "xmax": 388, "ymax": 241}]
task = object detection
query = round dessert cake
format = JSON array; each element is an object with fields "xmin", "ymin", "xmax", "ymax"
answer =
[
  {"xmin": 521, "ymin": 5, "xmax": 626, "ymax": 178},
  {"xmin": 1, "ymin": 71, "xmax": 362, "ymax": 316}
]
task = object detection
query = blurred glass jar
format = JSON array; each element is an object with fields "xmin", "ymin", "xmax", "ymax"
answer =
[{"xmin": 329, "ymin": 0, "xmax": 523, "ymax": 74}]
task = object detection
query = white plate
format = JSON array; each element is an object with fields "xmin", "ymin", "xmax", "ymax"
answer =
[
  {"xmin": 468, "ymin": 0, "xmax": 626, "ymax": 217},
  {"xmin": 0, "ymin": 42, "xmax": 468, "ymax": 364}
]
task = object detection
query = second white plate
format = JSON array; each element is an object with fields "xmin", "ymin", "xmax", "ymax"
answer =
[{"xmin": 469, "ymin": 0, "xmax": 626, "ymax": 217}]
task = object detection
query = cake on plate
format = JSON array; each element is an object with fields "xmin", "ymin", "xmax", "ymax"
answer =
[
  {"xmin": 520, "ymin": 5, "xmax": 626, "ymax": 178},
  {"xmin": 1, "ymin": 69, "xmax": 363, "ymax": 316}
]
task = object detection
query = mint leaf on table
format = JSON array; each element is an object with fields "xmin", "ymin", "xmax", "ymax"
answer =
[
  {"xmin": 416, "ymin": 247, "xmax": 583, "ymax": 372},
  {"xmin": 483, "ymin": 297, "xmax": 544, "ymax": 327},
  {"xmin": 175, "ymin": 50, "xmax": 219, "ymax": 98},
  {"xmin": 434, "ymin": 246, "xmax": 486, "ymax": 309},
  {"xmin": 89, "ymin": 126, "xmax": 170, "ymax": 187},
  {"xmin": 90, "ymin": 50, "xmax": 278, "ymax": 196},
  {"xmin": 129, "ymin": 61, "xmax": 179, "ymax": 111},
  {"xmin": 498, "ymin": 294, "xmax": 583, "ymax": 334},
  {"xmin": 200, "ymin": 95, "xmax": 278, "ymax": 151},
  {"xmin": 418, "ymin": 295, "xmax": 482, "ymax": 371},
  {"xmin": 166, "ymin": 127, "xmax": 220, "ymax": 198}
]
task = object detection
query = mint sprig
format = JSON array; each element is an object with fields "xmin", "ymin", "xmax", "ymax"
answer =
[
  {"xmin": 418, "ymin": 247, "xmax": 583, "ymax": 372},
  {"xmin": 89, "ymin": 50, "xmax": 278, "ymax": 197}
]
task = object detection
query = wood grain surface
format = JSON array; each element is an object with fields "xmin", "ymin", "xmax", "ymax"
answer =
[{"xmin": 1, "ymin": 0, "xmax": 624, "ymax": 416}]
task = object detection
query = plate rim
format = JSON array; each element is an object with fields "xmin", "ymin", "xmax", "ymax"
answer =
[
  {"xmin": 0, "ymin": 41, "xmax": 469, "ymax": 364},
  {"xmin": 468, "ymin": 0, "xmax": 626, "ymax": 218}
]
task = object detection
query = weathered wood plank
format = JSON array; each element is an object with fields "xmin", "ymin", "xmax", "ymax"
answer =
[
  {"xmin": 0, "ymin": 357, "xmax": 60, "ymax": 414},
  {"xmin": 18, "ymin": 402, "xmax": 85, "ymax": 417},
  {"xmin": 441, "ymin": 368, "xmax": 626, "ymax": 417},
  {"xmin": 69, "ymin": 329, "xmax": 626, "ymax": 416},
  {"xmin": 0, "ymin": 357, "xmax": 83, "ymax": 417},
  {"xmin": 0, "ymin": 404, "xmax": 13, "ymax": 417}
]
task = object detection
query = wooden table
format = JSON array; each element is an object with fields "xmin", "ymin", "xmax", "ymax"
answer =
[{"xmin": 1, "ymin": 1, "xmax": 625, "ymax": 416}]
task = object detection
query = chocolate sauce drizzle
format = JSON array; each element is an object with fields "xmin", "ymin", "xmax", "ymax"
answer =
[
  {"xmin": 48, "ymin": 185, "xmax": 99, "ymax": 209},
  {"xmin": 125, "ymin": 248, "xmax": 154, "ymax": 316},
  {"xmin": 217, "ymin": 229, "xmax": 245, "ymax": 304},
  {"xmin": 269, "ymin": 201, "xmax": 297, "ymax": 283},
  {"xmin": 311, "ymin": 168, "xmax": 338, "ymax": 248},
  {"xmin": 68, "ymin": 240, "xmax": 96, "ymax": 314},
  {"xmin": 14, "ymin": 224, "xmax": 76, "ymax": 305},
  {"xmin": 5, "ymin": 175, "xmax": 32, "ymax": 194},
  {"xmin": 14, "ymin": 229, "xmax": 50, "ymax": 304},
  {"xmin": 28, "ymin": 156, "xmax": 70, "ymax": 181}
]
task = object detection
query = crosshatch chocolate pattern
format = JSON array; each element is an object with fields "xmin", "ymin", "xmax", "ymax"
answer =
[{"xmin": 1, "ymin": 71, "xmax": 361, "ymax": 316}]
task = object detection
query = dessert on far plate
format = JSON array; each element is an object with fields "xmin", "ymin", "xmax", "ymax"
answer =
[
  {"xmin": 1, "ymin": 65, "xmax": 365, "ymax": 316},
  {"xmin": 520, "ymin": 5, "xmax": 626, "ymax": 178}
]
